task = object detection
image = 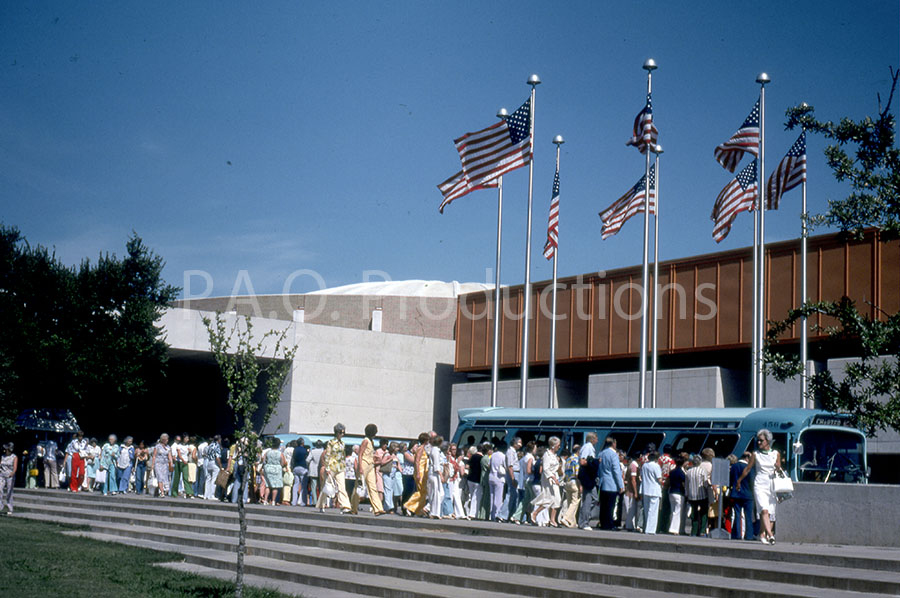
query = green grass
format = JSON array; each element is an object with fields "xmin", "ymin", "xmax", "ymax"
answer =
[{"xmin": 0, "ymin": 516, "xmax": 294, "ymax": 598}]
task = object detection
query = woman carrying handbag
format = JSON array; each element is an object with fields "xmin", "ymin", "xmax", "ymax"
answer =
[{"xmin": 735, "ymin": 428, "xmax": 783, "ymax": 545}]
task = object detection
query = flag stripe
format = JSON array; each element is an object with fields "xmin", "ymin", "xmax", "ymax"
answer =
[
  {"xmin": 599, "ymin": 165, "xmax": 656, "ymax": 239},
  {"xmin": 711, "ymin": 159, "xmax": 758, "ymax": 242},
  {"xmin": 437, "ymin": 170, "xmax": 498, "ymax": 213},
  {"xmin": 625, "ymin": 92, "xmax": 659, "ymax": 154},
  {"xmin": 455, "ymin": 97, "xmax": 532, "ymax": 188},
  {"xmin": 543, "ymin": 170, "xmax": 560, "ymax": 259},
  {"xmin": 714, "ymin": 100, "xmax": 760, "ymax": 173},
  {"xmin": 766, "ymin": 131, "xmax": 807, "ymax": 210}
]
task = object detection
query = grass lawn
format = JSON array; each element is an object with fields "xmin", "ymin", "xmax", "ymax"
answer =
[{"xmin": 0, "ymin": 516, "xmax": 293, "ymax": 598}]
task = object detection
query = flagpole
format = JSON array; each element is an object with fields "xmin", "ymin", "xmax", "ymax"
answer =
[
  {"xmin": 490, "ymin": 109, "xmax": 510, "ymax": 409},
  {"xmin": 519, "ymin": 74, "xmax": 541, "ymax": 409},
  {"xmin": 638, "ymin": 59, "xmax": 657, "ymax": 410},
  {"xmin": 800, "ymin": 127, "xmax": 809, "ymax": 408},
  {"xmin": 752, "ymin": 194, "xmax": 760, "ymax": 409},
  {"xmin": 548, "ymin": 134, "xmax": 564, "ymax": 409},
  {"xmin": 756, "ymin": 73, "xmax": 770, "ymax": 409},
  {"xmin": 651, "ymin": 144, "xmax": 663, "ymax": 408}
]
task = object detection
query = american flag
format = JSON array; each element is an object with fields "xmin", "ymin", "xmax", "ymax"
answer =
[
  {"xmin": 711, "ymin": 159, "xmax": 758, "ymax": 242},
  {"xmin": 714, "ymin": 100, "xmax": 760, "ymax": 173},
  {"xmin": 543, "ymin": 169, "xmax": 560, "ymax": 260},
  {"xmin": 436, "ymin": 170, "xmax": 499, "ymax": 213},
  {"xmin": 599, "ymin": 165, "xmax": 656, "ymax": 240},
  {"xmin": 625, "ymin": 93, "xmax": 659, "ymax": 154},
  {"xmin": 454, "ymin": 97, "xmax": 532, "ymax": 189},
  {"xmin": 766, "ymin": 131, "xmax": 807, "ymax": 210}
]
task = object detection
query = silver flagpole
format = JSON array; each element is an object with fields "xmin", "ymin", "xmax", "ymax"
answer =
[
  {"xmin": 519, "ymin": 74, "xmax": 541, "ymax": 409},
  {"xmin": 548, "ymin": 134, "xmax": 564, "ymax": 409},
  {"xmin": 752, "ymin": 196, "xmax": 760, "ymax": 409},
  {"xmin": 638, "ymin": 59, "xmax": 657, "ymax": 410},
  {"xmin": 800, "ymin": 125, "xmax": 809, "ymax": 407},
  {"xmin": 491, "ymin": 108, "xmax": 509, "ymax": 409},
  {"xmin": 756, "ymin": 73, "xmax": 770, "ymax": 408},
  {"xmin": 651, "ymin": 144, "xmax": 663, "ymax": 408}
]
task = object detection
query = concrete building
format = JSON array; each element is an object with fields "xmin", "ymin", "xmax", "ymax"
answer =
[{"xmin": 162, "ymin": 281, "xmax": 480, "ymax": 440}]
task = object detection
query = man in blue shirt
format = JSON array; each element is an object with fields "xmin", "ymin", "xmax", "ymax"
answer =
[
  {"xmin": 598, "ymin": 437, "xmax": 624, "ymax": 530},
  {"xmin": 729, "ymin": 452, "xmax": 755, "ymax": 540}
]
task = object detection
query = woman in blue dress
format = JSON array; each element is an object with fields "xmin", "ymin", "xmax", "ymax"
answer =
[{"xmin": 99, "ymin": 435, "xmax": 120, "ymax": 495}]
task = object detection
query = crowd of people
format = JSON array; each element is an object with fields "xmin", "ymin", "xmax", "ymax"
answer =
[{"xmin": 2, "ymin": 425, "xmax": 785, "ymax": 544}]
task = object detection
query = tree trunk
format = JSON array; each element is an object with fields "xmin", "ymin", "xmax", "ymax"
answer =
[{"xmin": 236, "ymin": 468, "xmax": 247, "ymax": 598}]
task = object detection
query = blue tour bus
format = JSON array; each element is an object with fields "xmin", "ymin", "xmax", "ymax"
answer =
[{"xmin": 451, "ymin": 407, "xmax": 868, "ymax": 483}]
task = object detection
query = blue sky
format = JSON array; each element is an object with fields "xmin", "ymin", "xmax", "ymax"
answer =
[{"xmin": 2, "ymin": 1, "xmax": 898, "ymax": 298}]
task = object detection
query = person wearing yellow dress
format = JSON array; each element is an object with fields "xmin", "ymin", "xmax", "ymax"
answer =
[
  {"xmin": 350, "ymin": 423, "xmax": 386, "ymax": 516},
  {"xmin": 403, "ymin": 432, "xmax": 430, "ymax": 516}
]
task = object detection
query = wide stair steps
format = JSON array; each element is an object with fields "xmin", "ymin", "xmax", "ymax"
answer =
[{"xmin": 14, "ymin": 489, "xmax": 900, "ymax": 598}]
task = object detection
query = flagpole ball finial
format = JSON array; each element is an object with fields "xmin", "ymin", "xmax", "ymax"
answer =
[
  {"xmin": 643, "ymin": 59, "xmax": 658, "ymax": 71},
  {"xmin": 552, "ymin": 135, "xmax": 565, "ymax": 145},
  {"xmin": 653, "ymin": 144, "xmax": 663, "ymax": 155},
  {"xmin": 756, "ymin": 72, "xmax": 771, "ymax": 85},
  {"xmin": 527, "ymin": 74, "xmax": 541, "ymax": 86},
  {"xmin": 497, "ymin": 107, "xmax": 509, "ymax": 119}
]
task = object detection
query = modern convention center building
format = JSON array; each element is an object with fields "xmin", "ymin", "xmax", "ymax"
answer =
[{"xmin": 163, "ymin": 228, "xmax": 898, "ymax": 481}]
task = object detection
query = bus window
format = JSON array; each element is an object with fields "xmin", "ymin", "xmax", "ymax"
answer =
[
  {"xmin": 570, "ymin": 431, "xmax": 585, "ymax": 447},
  {"xmin": 672, "ymin": 433, "xmax": 706, "ymax": 455},
  {"xmin": 704, "ymin": 434, "xmax": 739, "ymax": 457},
  {"xmin": 797, "ymin": 429, "xmax": 865, "ymax": 483},
  {"xmin": 460, "ymin": 429, "xmax": 507, "ymax": 448},
  {"xmin": 519, "ymin": 430, "xmax": 566, "ymax": 449},
  {"xmin": 607, "ymin": 432, "xmax": 664, "ymax": 457}
]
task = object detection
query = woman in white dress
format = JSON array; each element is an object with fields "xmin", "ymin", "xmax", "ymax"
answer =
[
  {"xmin": 530, "ymin": 437, "xmax": 563, "ymax": 527},
  {"xmin": 735, "ymin": 428, "xmax": 782, "ymax": 545},
  {"xmin": 426, "ymin": 435, "xmax": 445, "ymax": 519}
]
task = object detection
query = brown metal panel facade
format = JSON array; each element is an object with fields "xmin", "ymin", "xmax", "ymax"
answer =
[{"xmin": 455, "ymin": 230, "xmax": 899, "ymax": 372}]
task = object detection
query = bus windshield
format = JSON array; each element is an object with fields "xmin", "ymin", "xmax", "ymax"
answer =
[{"xmin": 796, "ymin": 429, "xmax": 866, "ymax": 483}]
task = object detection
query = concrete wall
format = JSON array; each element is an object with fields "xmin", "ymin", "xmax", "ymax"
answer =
[
  {"xmin": 175, "ymin": 294, "xmax": 459, "ymax": 340},
  {"xmin": 763, "ymin": 361, "xmax": 820, "ymax": 409},
  {"xmin": 161, "ymin": 308, "xmax": 456, "ymax": 440},
  {"xmin": 587, "ymin": 367, "xmax": 750, "ymax": 408},
  {"xmin": 827, "ymin": 357, "xmax": 900, "ymax": 456},
  {"xmin": 778, "ymin": 482, "xmax": 900, "ymax": 547}
]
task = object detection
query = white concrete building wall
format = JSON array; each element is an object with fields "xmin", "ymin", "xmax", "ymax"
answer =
[
  {"xmin": 827, "ymin": 357, "xmax": 899, "ymax": 455},
  {"xmin": 587, "ymin": 367, "xmax": 747, "ymax": 409},
  {"xmin": 160, "ymin": 308, "xmax": 455, "ymax": 440}
]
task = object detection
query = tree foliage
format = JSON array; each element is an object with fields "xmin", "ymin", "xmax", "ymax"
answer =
[
  {"xmin": 765, "ymin": 68, "xmax": 900, "ymax": 435},
  {"xmin": 0, "ymin": 225, "xmax": 178, "ymax": 435},
  {"xmin": 202, "ymin": 312, "xmax": 297, "ymax": 598},
  {"xmin": 784, "ymin": 67, "xmax": 899, "ymax": 239},
  {"xmin": 766, "ymin": 298, "xmax": 900, "ymax": 436}
]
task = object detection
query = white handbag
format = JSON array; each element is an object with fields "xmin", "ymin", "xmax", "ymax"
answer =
[
  {"xmin": 323, "ymin": 475, "xmax": 337, "ymax": 499},
  {"xmin": 95, "ymin": 469, "xmax": 107, "ymax": 484},
  {"xmin": 772, "ymin": 470, "xmax": 794, "ymax": 495}
]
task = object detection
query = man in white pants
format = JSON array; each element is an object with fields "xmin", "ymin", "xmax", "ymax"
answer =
[{"xmin": 204, "ymin": 435, "xmax": 222, "ymax": 500}]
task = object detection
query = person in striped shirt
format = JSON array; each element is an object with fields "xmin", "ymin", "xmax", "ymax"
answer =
[{"xmin": 685, "ymin": 454, "xmax": 711, "ymax": 536}]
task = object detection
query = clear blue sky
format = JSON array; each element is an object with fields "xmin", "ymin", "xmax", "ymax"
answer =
[{"xmin": 2, "ymin": 2, "xmax": 898, "ymax": 298}]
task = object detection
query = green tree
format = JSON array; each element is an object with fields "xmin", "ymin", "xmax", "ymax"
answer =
[
  {"xmin": 203, "ymin": 312, "xmax": 297, "ymax": 598},
  {"xmin": 0, "ymin": 225, "xmax": 178, "ymax": 435},
  {"xmin": 765, "ymin": 68, "xmax": 900, "ymax": 436}
]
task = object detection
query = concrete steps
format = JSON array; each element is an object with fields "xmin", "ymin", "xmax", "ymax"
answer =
[{"xmin": 15, "ymin": 489, "xmax": 900, "ymax": 598}]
